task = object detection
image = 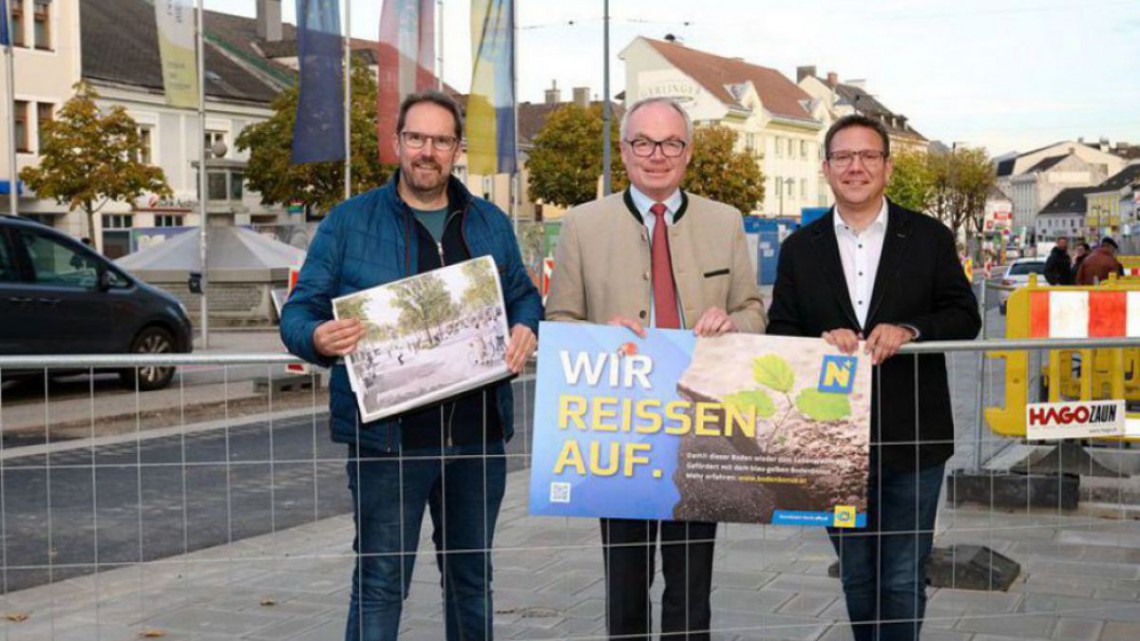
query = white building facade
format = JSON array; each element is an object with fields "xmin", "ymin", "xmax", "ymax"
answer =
[{"xmin": 621, "ymin": 37, "xmax": 825, "ymax": 218}]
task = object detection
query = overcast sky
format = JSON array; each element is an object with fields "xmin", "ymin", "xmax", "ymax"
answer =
[{"xmin": 206, "ymin": 0, "xmax": 1140, "ymax": 157}]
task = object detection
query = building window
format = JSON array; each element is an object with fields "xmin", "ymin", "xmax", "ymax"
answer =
[
  {"xmin": 801, "ymin": 140, "xmax": 808, "ymax": 159},
  {"xmin": 207, "ymin": 171, "xmax": 227, "ymax": 200},
  {"xmin": 102, "ymin": 214, "xmax": 134, "ymax": 229},
  {"xmin": 36, "ymin": 102, "xmax": 52, "ymax": 151},
  {"xmin": 10, "ymin": 0, "xmax": 24, "ymax": 47},
  {"xmin": 230, "ymin": 170, "xmax": 244, "ymax": 200},
  {"xmin": 155, "ymin": 214, "xmax": 184, "ymax": 227},
  {"xmin": 774, "ymin": 137, "xmax": 782, "ymax": 158},
  {"xmin": 14, "ymin": 100, "xmax": 28, "ymax": 152},
  {"xmin": 204, "ymin": 130, "xmax": 226, "ymax": 157},
  {"xmin": 787, "ymin": 139, "xmax": 794, "ymax": 157},
  {"xmin": 137, "ymin": 126, "xmax": 153, "ymax": 164},
  {"xmin": 787, "ymin": 178, "xmax": 794, "ymax": 197},
  {"xmin": 800, "ymin": 178, "xmax": 808, "ymax": 198},
  {"xmin": 33, "ymin": 0, "xmax": 49, "ymax": 50}
]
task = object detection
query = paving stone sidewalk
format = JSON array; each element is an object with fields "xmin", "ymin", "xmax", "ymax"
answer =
[{"xmin": 3, "ymin": 464, "xmax": 1139, "ymax": 641}]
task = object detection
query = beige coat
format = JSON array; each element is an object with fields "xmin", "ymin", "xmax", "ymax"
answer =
[{"xmin": 546, "ymin": 191, "xmax": 767, "ymax": 333}]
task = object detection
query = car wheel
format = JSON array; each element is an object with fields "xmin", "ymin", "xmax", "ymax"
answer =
[{"xmin": 121, "ymin": 327, "xmax": 177, "ymax": 391}]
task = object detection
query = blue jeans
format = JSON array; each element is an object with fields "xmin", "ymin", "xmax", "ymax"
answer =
[
  {"xmin": 344, "ymin": 441, "xmax": 507, "ymax": 641},
  {"xmin": 829, "ymin": 458, "xmax": 945, "ymax": 641}
]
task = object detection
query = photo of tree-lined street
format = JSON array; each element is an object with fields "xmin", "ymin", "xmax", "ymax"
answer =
[{"xmin": 334, "ymin": 256, "xmax": 510, "ymax": 421}]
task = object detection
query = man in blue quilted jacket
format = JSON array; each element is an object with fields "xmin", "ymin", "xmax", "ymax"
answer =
[{"xmin": 281, "ymin": 90, "xmax": 542, "ymax": 641}]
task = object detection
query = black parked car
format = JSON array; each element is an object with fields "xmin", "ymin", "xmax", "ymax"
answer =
[{"xmin": 0, "ymin": 215, "xmax": 193, "ymax": 390}]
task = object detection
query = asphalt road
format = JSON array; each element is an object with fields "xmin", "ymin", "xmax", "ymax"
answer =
[{"xmin": 1, "ymin": 379, "xmax": 537, "ymax": 593}]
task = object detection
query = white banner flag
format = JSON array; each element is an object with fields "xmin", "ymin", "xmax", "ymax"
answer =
[{"xmin": 154, "ymin": 0, "xmax": 199, "ymax": 109}]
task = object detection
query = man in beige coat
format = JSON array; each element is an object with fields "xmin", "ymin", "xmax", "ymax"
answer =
[{"xmin": 546, "ymin": 96, "xmax": 767, "ymax": 641}]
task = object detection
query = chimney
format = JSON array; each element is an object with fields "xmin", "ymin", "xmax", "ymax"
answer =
[
  {"xmin": 796, "ymin": 65, "xmax": 816, "ymax": 83},
  {"xmin": 544, "ymin": 80, "xmax": 561, "ymax": 105},
  {"xmin": 572, "ymin": 87, "xmax": 590, "ymax": 108},
  {"xmin": 257, "ymin": 0, "xmax": 282, "ymax": 42},
  {"xmin": 826, "ymin": 71, "xmax": 838, "ymax": 88}
]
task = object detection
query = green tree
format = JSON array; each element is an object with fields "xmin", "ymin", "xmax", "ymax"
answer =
[
  {"xmin": 335, "ymin": 295, "xmax": 387, "ymax": 343},
  {"xmin": 928, "ymin": 147, "xmax": 996, "ymax": 247},
  {"xmin": 886, "ymin": 148, "xmax": 933, "ymax": 212},
  {"xmin": 236, "ymin": 59, "xmax": 390, "ymax": 214},
  {"xmin": 461, "ymin": 259, "xmax": 500, "ymax": 310},
  {"xmin": 527, "ymin": 103, "xmax": 626, "ymax": 208},
  {"xmin": 682, "ymin": 125, "xmax": 765, "ymax": 215},
  {"xmin": 886, "ymin": 146, "xmax": 995, "ymax": 257},
  {"xmin": 391, "ymin": 273, "xmax": 458, "ymax": 347},
  {"xmin": 20, "ymin": 81, "xmax": 171, "ymax": 242}
]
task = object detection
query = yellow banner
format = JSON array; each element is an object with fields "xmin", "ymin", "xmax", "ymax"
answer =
[{"xmin": 154, "ymin": 0, "xmax": 199, "ymax": 109}]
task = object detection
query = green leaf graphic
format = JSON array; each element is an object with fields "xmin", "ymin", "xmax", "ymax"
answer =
[
  {"xmin": 724, "ymin": 389, "xmax": 776, "ymax": 419},
  {"xmin": 795, "ymin": 388, "xmax": 852, "ymax": 422},
  {"xmin": 752, "ymin": 354, "xmax": 795, "ymax": 393}
]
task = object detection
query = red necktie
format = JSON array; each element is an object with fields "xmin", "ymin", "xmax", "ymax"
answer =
[{"xmin": 650, "ymin": 203, "xmax": 680, "ymax": 329}]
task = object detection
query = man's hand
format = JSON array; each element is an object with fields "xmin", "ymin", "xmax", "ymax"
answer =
[
  {"xmin": 821, "ymin": 328, "xmax": 862, "ymax": 355},
  {"xmin": 607, "ymin": 315, "xmax": 647, "ymax": 338},
  {"xmin": 313, "ymin": 319, "xmax": 366, "ymax": 357},
  {"xmin": 692, "ymin": 307, "xmax": 737, "ymax": 337},
  {"xmin": 864, "ymin": 324, "xmax": 917, "ymax": 365},
  {"xmin": 504, "ymin": 324, "xmax": 537, "ymax": 374}
]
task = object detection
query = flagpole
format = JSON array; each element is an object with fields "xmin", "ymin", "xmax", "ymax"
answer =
[
  {"xmin": 511, "ymin": 0, "xmax": 519, "ymax": 231},
  {"xmin": 343, "ymin": 0, "xmax": 351, "ymax": 201},
  {"xmin": 602, "ymin": 0, "xmax": 611, "ymax": 196},
  {"xmin": 437, "ymin": 0, "xmax": 443, "ymax": 91},
  {"xmin": 5, "ymin": 3, "xmax": 17, "ymax": 217},
  {"xmin": 196, "ymin": 0, "xmax": 209, "ymax": 348}
]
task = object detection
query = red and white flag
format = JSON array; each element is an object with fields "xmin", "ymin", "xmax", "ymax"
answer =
[{"xmin": 377, "ymin": 0, "xmax": 437, "ymax": 165}]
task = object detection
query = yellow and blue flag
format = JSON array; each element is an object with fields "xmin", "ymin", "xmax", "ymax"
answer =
[
  {"xmin": 292, "ymin": 0, "xmax": 345, "ymax": 164},
  {"xmin": 468, "ymin": 0, "xmax": 516, "ymax": 175}
]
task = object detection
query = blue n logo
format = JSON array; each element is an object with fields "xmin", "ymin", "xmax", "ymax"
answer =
[{"xmin": 818, "ymin": 355, "xmax": 857, "ymax": 394}]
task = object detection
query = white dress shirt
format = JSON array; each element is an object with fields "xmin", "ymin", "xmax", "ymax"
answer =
[{"xmin": 833, "ymin": 199, "xmax": 888, "ymax": 328}]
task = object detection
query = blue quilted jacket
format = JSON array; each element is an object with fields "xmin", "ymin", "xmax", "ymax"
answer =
[{"xmin": 280, "ymin": 173, "xmax": 543, "ymax": 451}]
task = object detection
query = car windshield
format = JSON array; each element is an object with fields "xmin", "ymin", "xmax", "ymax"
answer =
[{"xmin": 1008, "ymin": 262, "xmax": 1046, "ymax": 276}]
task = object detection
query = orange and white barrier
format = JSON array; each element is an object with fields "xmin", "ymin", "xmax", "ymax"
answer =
[{"xmin": 1027, "ymin": 290, "xmax": 1140, "ymax": 338}]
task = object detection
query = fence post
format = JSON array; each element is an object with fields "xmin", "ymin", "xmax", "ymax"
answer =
[{"xmin": 972, "ymin": 279, "xmax": 988, "ymax": 471}]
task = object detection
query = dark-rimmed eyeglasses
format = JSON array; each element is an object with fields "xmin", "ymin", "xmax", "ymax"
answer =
[
  {"xmin": 827, "ymin": 149, "xmax": 888, "ymax": 168},
  {"xmin": 400, "ymin": 131, "xmax": 459, "ymax": 151},
  {"xmin": 625, "ymin": 138, "xmax": 687, "ymax": 158}
]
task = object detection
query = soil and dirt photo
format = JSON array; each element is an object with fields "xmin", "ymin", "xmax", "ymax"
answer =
[{"xmin": 671, "ymin": 334, "xmax": 871, "ymax": 523}]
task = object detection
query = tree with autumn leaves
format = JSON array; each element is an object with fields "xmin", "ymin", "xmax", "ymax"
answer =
[
  {"xmin": 20, "ymin": 82, "xmax": 171, "ymax": 242},
  {"xmin": 528, "ymin": 105, "xmax": 765, "ymax": 215},
  {"xmin": 887, "ymin": 146, "xmax": 996, "ymax": 249}
]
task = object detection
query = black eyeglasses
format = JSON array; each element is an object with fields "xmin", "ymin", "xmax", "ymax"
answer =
[
  {"xmin": 827, "ymin": 149, "xmax": 888, "ymax": 168},
  {"xmin": 400, "ymin": 131, "xmax": 459, "ymax": 151},
  {"xmin": 625, "ymin": 138, "xmax": 687, "ymax": 158}
]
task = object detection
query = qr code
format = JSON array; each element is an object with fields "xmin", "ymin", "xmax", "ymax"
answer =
[{"xmin": 549, "ymin": 482, "xmax": 571, "ymax": 503}]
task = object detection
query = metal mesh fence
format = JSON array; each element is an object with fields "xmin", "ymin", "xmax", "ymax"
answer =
[{"xmin": 0, "ymin": 333, "xmax": 1137, "ymax": 641}]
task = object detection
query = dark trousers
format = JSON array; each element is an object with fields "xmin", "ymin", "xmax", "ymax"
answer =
[
  {"xmin": 599, "ymin": 518, "xmax": 717, "ymax": 641},
  {"xmin": 345, "ymin": 442, "xmax": 506, "ymax": 641},
  {"xmin": 829, "ymin": 459, "xmax": 945, "ymax": 641}
]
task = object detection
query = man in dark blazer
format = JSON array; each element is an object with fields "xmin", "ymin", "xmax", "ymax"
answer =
[{"xmin": 768, "ymin": 114, "xmax": 980, "ymax": 641}]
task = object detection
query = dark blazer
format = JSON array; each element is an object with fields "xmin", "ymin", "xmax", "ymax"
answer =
[{"xmin": 767, "ymin": 200, "xmax": 981, "ymax": 472}]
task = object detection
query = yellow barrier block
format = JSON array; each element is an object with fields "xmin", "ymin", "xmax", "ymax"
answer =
[{"xmin": 983, "ymin": 273, "xmax": 1140, "ymax": 441}]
